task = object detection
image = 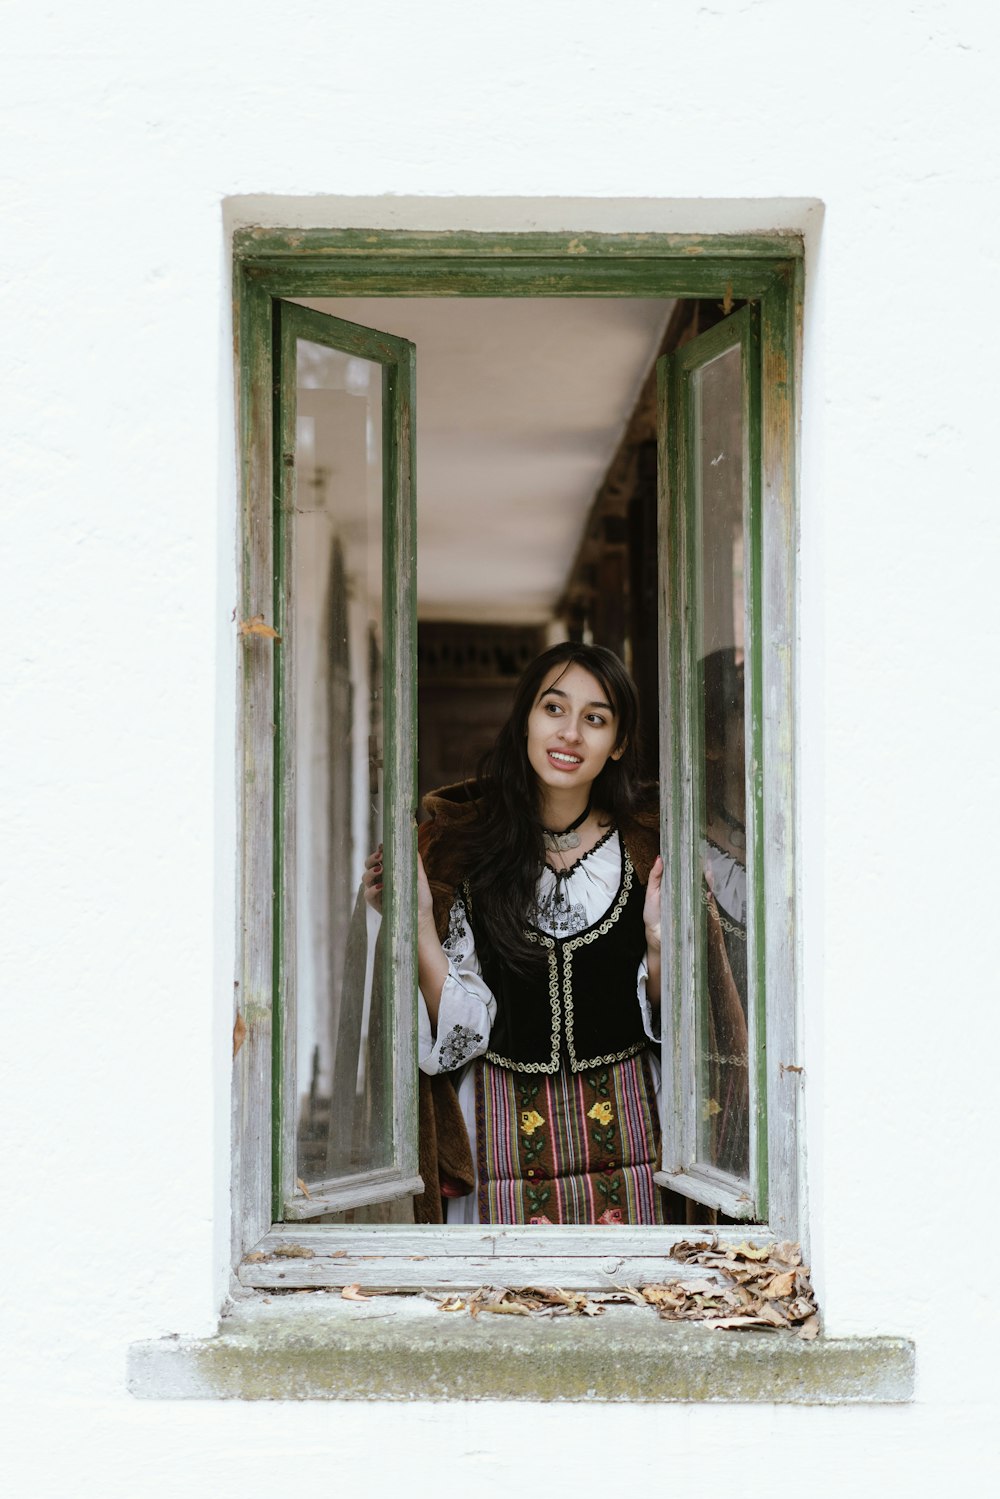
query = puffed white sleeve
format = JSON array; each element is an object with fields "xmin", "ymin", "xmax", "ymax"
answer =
[
  {"xmin": 636, "ymin": 953, "xmax": 662, "ymax": 1043},
  {"xmin": 419, "ymin": 890, "xmax": 497, "ymax": 1074}
]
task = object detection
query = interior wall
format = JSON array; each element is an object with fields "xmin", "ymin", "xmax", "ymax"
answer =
[{"xmin": 4, "ymin": 1, "xmax": 998, "ymax": 1494}]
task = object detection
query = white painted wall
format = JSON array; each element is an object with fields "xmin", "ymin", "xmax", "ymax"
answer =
[{"xmin": 2, "ymin": 1, "xmax": 997, "ymax": 1494}]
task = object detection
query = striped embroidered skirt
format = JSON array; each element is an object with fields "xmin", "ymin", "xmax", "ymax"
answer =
[{"xmin": 474, "ymin": 1051, "xmax": 666, "ymax": 1225}]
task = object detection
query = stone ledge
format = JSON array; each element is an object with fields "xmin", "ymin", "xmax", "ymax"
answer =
[{"xmin": 128, "ymin": 1293, "xmax": 914, "ymax": 1403}]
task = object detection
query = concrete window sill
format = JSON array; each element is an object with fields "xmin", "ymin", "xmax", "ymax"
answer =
[{"xmin": 128, "ymin": 1293, "xmax": 915, "ymax": 1404}]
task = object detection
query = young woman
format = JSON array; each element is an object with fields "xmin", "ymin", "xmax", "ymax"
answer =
[{"xmin": 364, "ymin": 642, "xmax": 666, "ymax": 1225}]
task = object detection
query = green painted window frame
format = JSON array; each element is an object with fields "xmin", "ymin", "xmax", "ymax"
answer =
[
  {"xmin": 657, "ymin": 304, "xmax": 766, "ymax": 1219},
  {"xmin": 272, "ymin": 301, "xmax": 420, "ymax": 1222},
  {"xmin": 232, "ymin": 229, "xmax": 803, "ymax": 1287}
]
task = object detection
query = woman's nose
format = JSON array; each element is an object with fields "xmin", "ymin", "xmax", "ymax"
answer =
[{"xmin": 560, "ymin": 720, "xmax": 582, "ymax": 742}]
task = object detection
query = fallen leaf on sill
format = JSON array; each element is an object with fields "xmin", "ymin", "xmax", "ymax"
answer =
[
  {"xmin": 273, "ymin": 1244, "xmax": 314, "ymax": 1259},
  {"xmin": 704, "ymin": 1315, "xmax": 780, "ymax": 1332},
  {"xmin": 296, "ymin": 1177, "xmax": 312, "ymax": 1199},
  {"xmin": 641, "ymin": 1285, "xmax": 685, "ymax": 1310},
  {"xmin": 798, "ymin": 1314, "xmax": 820, "ymax": 1340},
  {"xmin": 341, "ymin": 1283, "xmax": 372, "ymax": 1301},
  {"xmin": 438, "ymin": 1296, "xmax": 466, "ymax": 1312},
  {"xmin": 329, "ymin": 1249, "xmax": 348, "ymax": 1259},
  {"xmin": 603, "ymin": 1287, "xmax": 648, "ymax": 1307},
  {"xmin": 238, "ymin": 614, "xmax": 281, "ymax": 641},
  {"xmin": 757, "ymin": 1301, "xmax": 790, "ymax": 1328},
  {"xmin": 542, "ymin": 1288, "xmax": 604, "ymax": 1317},
  {"xmin": 730, "ymin": 1242, "xmax": 772, "ymax": 1261},
  {"xmin": 669, "ymin": 1238, "xmax": 717, "ymax": 1262},
  {"xmin": 243, "ymin": 1252, "xmax": 266, "ymax": 1262},
  {"xmin": 764, "ymin": 1271, "xmax": 796, "ymax": 1299}
]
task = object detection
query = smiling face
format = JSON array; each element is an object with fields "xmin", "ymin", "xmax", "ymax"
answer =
[{"xmin": 525, "ymin": 662, "xmax": 624, "ymax": 804}]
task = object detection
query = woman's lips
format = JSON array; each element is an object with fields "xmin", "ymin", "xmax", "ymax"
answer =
[{"xmin": 547, "ymin": 749, "xmax": 583, "ymax": 771}]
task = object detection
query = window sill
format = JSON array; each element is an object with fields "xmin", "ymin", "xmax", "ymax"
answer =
[{"xmin": 128, "ymin": 1293, "xmax": 914, "ymax": 1404}]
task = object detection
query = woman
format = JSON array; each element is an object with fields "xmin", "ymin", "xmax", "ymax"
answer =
[{"xmin": 364, "ymin": 643, "xmax": 666, "ymax": 1225}]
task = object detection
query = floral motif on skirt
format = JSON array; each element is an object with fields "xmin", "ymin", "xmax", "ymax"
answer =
[{"xmin": 474, "ymin": 1052, "xmax": 666, "ymax": 1225}]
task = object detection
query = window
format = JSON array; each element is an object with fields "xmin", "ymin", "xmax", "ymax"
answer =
[{"xmin": 232, "ymin": 231, "xmax": 801, "ymax": 1288}]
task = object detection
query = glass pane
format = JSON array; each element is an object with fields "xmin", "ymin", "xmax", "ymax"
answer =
[
  {"xmin": 691, "ymin": 343, "xmax": 750, "ymax": 1179},
  {"xmin": 292, "ymin": 339, "xmax": 390, "ymax": 1188}
]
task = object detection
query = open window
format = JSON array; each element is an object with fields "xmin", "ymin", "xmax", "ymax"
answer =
[
  {"xmin": 233, "ymin": 232, "xmax": 801, "ymax": 1285},
  {"xmin": 658, "ymin": 304, "xmax": 764, "ymax": 1219},
  {"xmin": 272, "ymin": 302, "xmax": 419, "ymax": 1220}
]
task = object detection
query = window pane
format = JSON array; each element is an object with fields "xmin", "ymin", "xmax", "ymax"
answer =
[
  {"xmin": 691, "ymin": 343, "xmax": 750, "ymax": 1179},
  {"xmin": 292, "ymin": 340, "xmax": 390, "ymax": 1187}
]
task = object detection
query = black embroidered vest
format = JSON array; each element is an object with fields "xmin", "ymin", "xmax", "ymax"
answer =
[{"xmin": 466, "ymin": 846, "xmax": 650, "ymax": 1073}]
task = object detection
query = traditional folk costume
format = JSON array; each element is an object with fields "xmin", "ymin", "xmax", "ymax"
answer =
[{"xmin": 414, "ymin": 782, "xmax": 666, "ymax": 1226}]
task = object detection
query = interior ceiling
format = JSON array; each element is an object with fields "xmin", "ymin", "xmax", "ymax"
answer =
[{"xmin": 298, "ymin": 297, "xmax": 674, "ymax": 624}]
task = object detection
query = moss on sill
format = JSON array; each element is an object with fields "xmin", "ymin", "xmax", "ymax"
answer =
[{"xmin": 128, "ymin": 1293, "xmax": 914, "ymax": 1404}]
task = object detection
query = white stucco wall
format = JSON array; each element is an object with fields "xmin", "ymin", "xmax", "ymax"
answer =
[{"xmin": 3, "ymin": 1, "xmax": 998, "ymax": 1493}]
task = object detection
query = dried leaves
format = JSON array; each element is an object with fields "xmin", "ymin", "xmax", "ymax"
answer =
[
  {"xmin": 247, "ymin": 1235, "xmax": 818, "ymax": 1339},
  {"xmin": 638, "ymin": 1238, "xmax": 819, "ymax": 1338},
  {"xmin": 429, "ymin": 1240, "xmax": 819, "ymax": 1338},
  {"xmin": 435, "ymin": 1286, "xmax": 605, "ymax": 1319}
]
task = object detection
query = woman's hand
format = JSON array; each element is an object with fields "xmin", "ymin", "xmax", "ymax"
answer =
[
  {"xmin": 643, "ymin": 855, "xmax": 663, "ymax": 1013},
  {"xmin": 363, "ymin": 845, "xmax": 436, "ymax": 929},
  {"xmin": 363, "ymin": 845, "xmax": 384, "ymax": 913},
  {"xmin": 643, "ymin": 855, "xmax": 663, "ymax": 952}
]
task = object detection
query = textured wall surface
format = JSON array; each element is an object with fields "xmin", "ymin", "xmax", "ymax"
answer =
[{"xmin": 2, "ymin": 1, "xmax": 998, "ymax": 1494}]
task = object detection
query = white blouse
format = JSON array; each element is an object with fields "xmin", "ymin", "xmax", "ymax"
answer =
[
  {"xmin": 699, "ymin": 836, "xmax": 747, "ymax": 927},
  {"xmin": 417, "ymin": 829, "xmax": 660, "ymax": 1223}
]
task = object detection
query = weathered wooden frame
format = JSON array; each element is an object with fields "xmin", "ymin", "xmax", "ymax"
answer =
[
  {"xmin": 232, "ymin": 228, "xmax": 802, "ymax": 1289},
  {"xmin": 655, "ymin": 305, "xmax": 766, "ymax": 1220},
  {"xmin": 273, "ymin": 301, "xmax": 420, "ymax": 1222}
]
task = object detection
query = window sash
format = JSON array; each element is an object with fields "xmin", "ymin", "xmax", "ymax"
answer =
[
  {"xmin": 272, "ymin": 300, "xmax": 420, "ymax": 1221},
  {"xmin": 232, "ymin": 233, "xmax": 801, "ymax": 1279},
  {"xmin": 654, "ymin": 305, "xmax": 767, "ymax": 1220}
]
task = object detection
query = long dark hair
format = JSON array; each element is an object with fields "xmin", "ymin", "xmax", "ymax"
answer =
[{"xmin": 462, "ymin": 642, "xmax": 643, "ymax": 975}]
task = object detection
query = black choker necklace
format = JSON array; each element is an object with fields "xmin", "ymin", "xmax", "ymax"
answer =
[{"xmin": 542, "ymin": 801, "xmax": 591, "ymax": 853}]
